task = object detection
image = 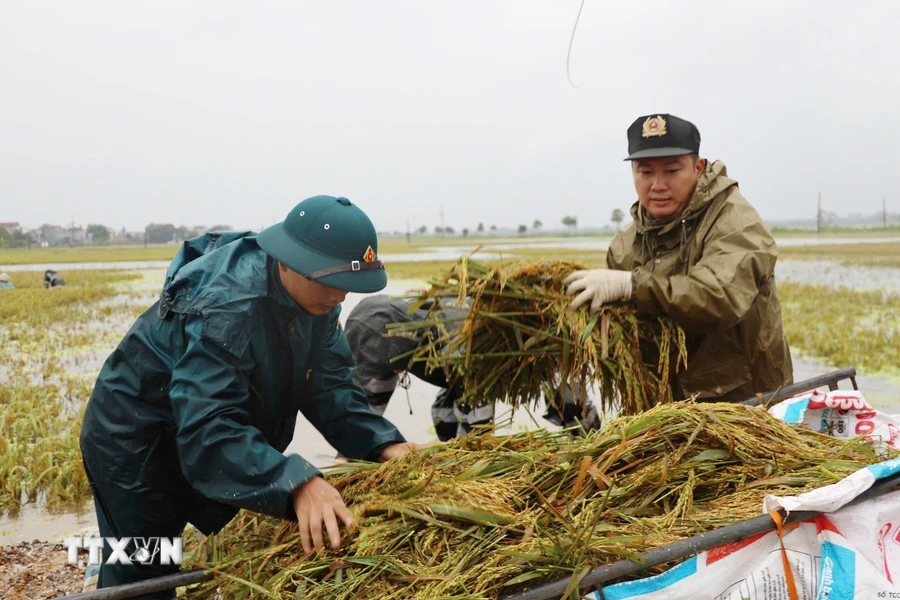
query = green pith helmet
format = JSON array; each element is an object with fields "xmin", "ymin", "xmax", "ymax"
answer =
[{"xmin": 258, "ymin": 195, "xmax": 387, "ymax": 293}]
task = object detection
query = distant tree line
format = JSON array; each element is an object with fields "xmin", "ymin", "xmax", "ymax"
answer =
[
  {"xmin": 413, "ymin": 216, "xmax": 593, "ymax": 238},
  {"xmin": 3, "ymin": 211, "xmax": 637, "ymax": 250},
  {"xmin": 0, "ymin": 228, "xmax": 34, "ymax": 249},
  {"xmin": 144, "ymin": 223, "xmax": 233, "ymax": 244}
]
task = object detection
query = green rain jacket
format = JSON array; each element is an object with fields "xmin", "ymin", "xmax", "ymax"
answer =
[
  {"xmin": 607, "ymin": 161, "xmax": 793, "ymax": 402},
  {"xmin": 79, "ymin": 231, "xmax": 405, "ymax": 534}
]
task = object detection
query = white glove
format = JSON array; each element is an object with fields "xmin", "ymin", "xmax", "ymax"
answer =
[{"xmin": 564, "ymin": 269, "xmax": 633, "ymax": 312}]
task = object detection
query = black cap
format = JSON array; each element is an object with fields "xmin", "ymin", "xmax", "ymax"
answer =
[{"xmin": 624, "ymin": 114, "xmax": 701, "ymax": 161}]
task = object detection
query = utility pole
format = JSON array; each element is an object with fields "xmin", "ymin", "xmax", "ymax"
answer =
[
  {"xmin": 816, "ymin": 192, "xmax": 821, "ymax": 234},
  {"xmin": 884, "ymin": 196, "xmax": 888, "ymax": 228},
  {"xmin": 406, "ymin": 218, "xmax": 411, "ymax": 244},
  {"xmin": 71, "ymin": 214, "xmax": 75, "ymax": 246},
  {"xmin": 440, "ymin": 206, "xmax": 445, "ymax": 238}
]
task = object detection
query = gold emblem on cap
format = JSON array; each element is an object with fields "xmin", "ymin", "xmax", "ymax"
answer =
[
  {"xmin": 363, "ymin": 246, "xmax": 377, "ymax": 263},
  {"xmin": 642, "ymin": 115, "xmax": 667, "ymax": 138}
]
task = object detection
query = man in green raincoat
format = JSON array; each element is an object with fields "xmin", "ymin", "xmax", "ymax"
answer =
[
  {"xmin": 80, "ymin": 195, "xmax": 416, "ymax": 597},
  {"xmin": 565, "ymin": 114, "xmax": 793, "ymax": 402}
]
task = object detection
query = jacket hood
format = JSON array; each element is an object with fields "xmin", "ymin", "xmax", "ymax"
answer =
[
  {"xmin": 158, "ymin": 230, "xmax": 268, "ymax": 318},
  {"xmin": 632, "ymin": 160, "xmax": 738, "ymax": 236},
  {"xmin": 163, "ymin": 231, "xmax": 257, "ymax": 285}
]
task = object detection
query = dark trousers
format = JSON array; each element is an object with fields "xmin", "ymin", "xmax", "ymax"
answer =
[
  {"xmin": 392, "ymin": 362, "xmax": 494, "ymax": 441},
  {"xmin": 82, "ymin": 455, "xmax": 186, "ymax": 599},
  {"xmin": 369, "ymin": 361, "xmax": 600, "ymax": 441}
]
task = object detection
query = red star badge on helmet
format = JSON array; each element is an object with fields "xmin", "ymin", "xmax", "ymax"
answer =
[{"xmin": 363, "ymin": 246, "xmax": 377, "ymax": 263}]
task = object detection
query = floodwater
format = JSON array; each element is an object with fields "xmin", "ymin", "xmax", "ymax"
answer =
[
  {"xmin": 2, "ymin": 234, "xmax": 899, "ymax": 272},
  {"xmin": 776, "ymin": 260, "xmax": 900, "ymax": 296},
  {"xmin": 3, "ymin": 263, "xmax": 900, "ymax": 546},
  {"xmin": 0, "ymin": 504, "xmax": 96, "ymax": 546}
]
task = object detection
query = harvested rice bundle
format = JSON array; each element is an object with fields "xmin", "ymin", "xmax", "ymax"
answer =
[
  {"xmin": 386, "ymin": 257, "xmax": 688, "ymax": 417},
  {"xmin": 183, "ymin": 402, "xmax": 890, "ymax": 600}
]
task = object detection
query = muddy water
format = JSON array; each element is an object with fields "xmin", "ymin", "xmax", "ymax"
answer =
[
  {"xmin": 776, "ymin": 260, "xmax": 900, "ymax": 295},
  {"xmin": 3, "ymin": 268, "xmax": 900, "ymax": 546},
  {"xmin": 0, "ymin": 505, "xmax": 96, "ymax": 545}
]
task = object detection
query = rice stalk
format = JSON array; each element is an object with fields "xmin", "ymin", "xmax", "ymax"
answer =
[
  {"xmin": 184, "ymin": 401, "xmax": 892, "ymax": 600},
  {"xmin": 387, "ymin": 257, "xmax": 688, "ymax": 416}
]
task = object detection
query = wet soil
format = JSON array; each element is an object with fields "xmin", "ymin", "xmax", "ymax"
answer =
[{"xmin": 0, "ymin": 541, "xmax": 83, "ymax": 599}]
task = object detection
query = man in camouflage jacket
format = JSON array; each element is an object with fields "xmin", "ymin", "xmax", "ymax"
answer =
[{"xmin": 566, "ymin": 114, "xmax": 793, "ymax": 402}]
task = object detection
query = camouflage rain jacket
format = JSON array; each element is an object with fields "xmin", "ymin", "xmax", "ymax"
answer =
[{"xmin": 607, "ymin": 160, "xmax": 793, "ymax": 402}]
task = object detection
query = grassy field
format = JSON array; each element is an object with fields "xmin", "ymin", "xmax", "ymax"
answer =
[
  {"xmin": 502, "ymin": 246, "xmax": 605, "ymax": 264},
  {"xmin": 0, "ymin": 232, "xmax": 619, "ymax": 266},
  {"xmin": 3, "ymin": 229, "xmax": 897, "ymax": 267},
  {"xmin": 385, "ymin": 260, "xmax": 469, "ymax": 281},
  {"xmin": 771, "ymin": 225, "xmax": 900, "ymax": 236},
  {"xmin": 0, "ymin": 244, "xmax": 179, "ymax": 265}
]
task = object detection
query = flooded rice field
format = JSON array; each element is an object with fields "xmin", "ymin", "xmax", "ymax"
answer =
[
  {"xmin": 776, "ymin": 259, "xmax": 900, "ymax": 295},
  {"xmin": 0, "ymin": 278, "xmax": 571, "ymax": 545},
  {"xmin": 2, "ymin": 248, "xmax": 899, "ymax": 548},
  {"xmin": 3, "ymin": 234, "xmax": 899, "ymax": 271}
]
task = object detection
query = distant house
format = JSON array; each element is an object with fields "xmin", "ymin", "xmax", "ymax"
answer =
[
  {"xmin": 113, "ymin": 230, "xmax": 147, "ymax": 244},
  {"xmin": 0, "ymin": 222, "xmax": 21, "ymax": 235},
  {"xmin": 38, "ymin": 225, "xmax": 73, "ymax": 246}
]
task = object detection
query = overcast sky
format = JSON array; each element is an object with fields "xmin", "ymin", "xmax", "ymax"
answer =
[{"xmin": 2, "ymin": 0, "xmax": 898, "ymax": 234}]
